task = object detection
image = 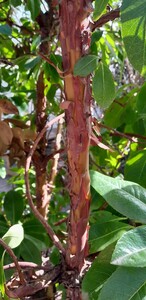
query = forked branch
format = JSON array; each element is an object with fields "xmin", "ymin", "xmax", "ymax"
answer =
[{"xmin": 25, "ymin": 113, "xmax": 65, "ymax": 255}]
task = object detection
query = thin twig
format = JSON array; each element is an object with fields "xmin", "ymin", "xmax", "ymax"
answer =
[
  {"xmin": 0, "ymin": 58, "xmax": 14, "ymax": 66},
  {"xmin": 25, "ymin": 113, "xmax": 65, "ymax": 255},
  {"xmin": 38, "ymin": 51, "xmax": 63, "ymax": 75},
  {"xmin": 4, "ymin": 261, "xmax": 51, "ymax": 270},
  {"xmin": 54, "ymin": 217, "xmax": 68, "ymax": 226},
  {"xmin": 91, "ymin": 8, "xmax": 120, "ymax": 31},
  {"xmin": 0, "ymin": 239, "xmax": 25, "ymax": 284},
  {"xmin": 93, "ymin": 119, "xmax": 146, "ymax": 143}
]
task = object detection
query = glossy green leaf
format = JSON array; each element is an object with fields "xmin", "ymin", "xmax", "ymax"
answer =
[
  {"xmin": 132, "ymin": 283, "xmax": 146, "ymax": 300},
  {"xmin": 2, "ymin": 224, "xmax": 24, "ymax": 249},
  {"xmin": 90, "ymin": 170, "xmax": 146, "ymax": 223},
  {"xmin": 73, "ymin": 55, "xmax": 98, "ymax": 77},
  {"xmin": 82, "ymin": 244, "xmax": 116, "ymax": 299},
  {"xmin": 93, "ymin": 0, "xmax": 109, "ymax": 20},
  {"xmin": 89, "ymin": 220, "xmax": 130, "ymax": 254},
  {"xmin": 0, "ymin": 24, "xmax": 12, "ymax": 36},
  {"xmin": 92, "ymin": 63, "xmax": 115, "ymax": 109},
  {"xmin": 111, "ymin": 226, "xmax": 146, "ymax": 267},
  {"xmin": 27, "ymin": 0, "xmax": 40, "ymax": 20},
  {"xmin": 99, "ymin": 267, "xmax": 146, "ymax": 300},
  {"xmin": 90, "ymin": 210, "xmax": 126, "ymax": 225},
  {"xmin": 125, "ymin": 150, "xmax": 146, "ymax": 188},
  {"xmin": 4, "ymin": 191, "xmax": 24, "ymax": 224},
  {"xmin": 121, "ymin": 0, "xmax": 146, "ymax": 76}
]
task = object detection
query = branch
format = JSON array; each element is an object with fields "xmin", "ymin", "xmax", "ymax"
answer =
[
  {"xmin": 0, "ymin": 239, "xmax": 25, "ymax": 284},
  {"xmin": 38, "ymin": 51, "xmax": 65, "ymax": 76},
  {"xmin": 25, "ymin": 113, "xmax": 65, "ymax": 255},
  {"xmin": 47, "ymin": 114, "xmax": 64, "ymax": 196},
  {"xmin": 0, "ymin": 58, "xmax": 14, "ymax": 66},
  {"xmin": 54, "ymin": 217, "xmax": 68, "ymax": 226},
  {"xmin": 91, "ymin": 8, "xmax": 120, "ymax": 31},
  {"xmin": 93, "ymin": 119, "xmax": 146, "ymax": 144},
  {"xmin": 4, "ymin": 261, "xmax": 50, "ymax": 270}
]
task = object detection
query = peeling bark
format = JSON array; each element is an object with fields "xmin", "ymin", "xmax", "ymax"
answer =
[
  {"xmin": 34, "ymin": 70, "xmax": 48, "ymax": 218},
  {"xmin": 60, "ymin": 0, "xmax": 92, "ymax": 271},
  {"xmin": 34, "ymin": 6, "xmax": 54, "ymax": 219}
]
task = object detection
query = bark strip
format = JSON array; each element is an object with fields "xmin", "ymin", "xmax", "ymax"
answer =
[
  {"xmin": 34, "ymin": 6, "xmax": 54, "ymax": 218},
  {"xmin": 60, "ymin": 0, "xmax": 92, "ymax": 271}
]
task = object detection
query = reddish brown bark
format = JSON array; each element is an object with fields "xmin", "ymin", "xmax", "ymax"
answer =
[
  {"xmin": 60, "ymin": 0, "xmax": 92, "ymax": 271},
  {"xmin": 33, "ymin": 7, "xmax": 54, "ymax": 218},
  {"xmin": 34, "ymin": 70, "xmax": 48, "ymax": 218}
]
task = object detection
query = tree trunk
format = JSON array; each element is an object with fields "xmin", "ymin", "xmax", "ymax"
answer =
[
  {"xmin": 34, "ymin": 70, "xmax": 48, "ymax": 218},
  {"xmin": 34, "ymin": 7, "xmax": 54, "ymax": 219},
  {"xmin": 60, "ymin": 0, "xmax": 93, "ymax": 271}
]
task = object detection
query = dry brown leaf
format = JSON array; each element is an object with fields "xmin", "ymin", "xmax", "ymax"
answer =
[
  {"xmin": 0, "ymin": 121, "xmax": 13, "ymax": 155},
  {"xmin": 0, "ymin": 98, "xmax": 19, "ymax": 115},
  {"xmin": 23, "ymin": 129, "xmax": 37, "ymax": 141},
  {"xmin": 11, "ymin": 127, "xmax": 24, "ymax": 149},
  {"xmin": 5, "ymin": 118, "xmax": 29, "ymax": 128}
]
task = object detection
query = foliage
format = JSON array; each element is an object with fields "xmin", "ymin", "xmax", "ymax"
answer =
[{"xmin": 0, "ymin": 0, "xmax": 146, "ymax": 299}]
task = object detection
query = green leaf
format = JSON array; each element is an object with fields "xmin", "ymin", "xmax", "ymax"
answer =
[
  {"xmin": 0, "ymin": 252, "xmax": 6, "ymax": 297},
  {"xmin": 90, "ymin": 170, "xmax": 146, "ymax": 224},
  {"xmin": 2, "ymin": 224, "xmax": 24, "ymax": 249},
  {"xmin": 50, "ymin": 247, "xmax": 60, "ymax": 265},
  {"xmin": 125, "ymin": 150, "xmax": 146, "ymax": 188},
  {"xmin": 0, "ymin": 218, "xmax": 9, "ymax": 237},
  {"xmin": 4, "ymin": 191, "xmax": 24, "ymax": 224},
  {"xmin": 111, "ymin": 226, "xmax": 146, "ymax": 267},
  {"xmin": 90, "ymin": 210, "xmax": 126, "ymax": 225},
  {"xmin": 10, "ymin": 0, "xmax": 22, "ymax": 6},
  {"xmin": 24, "ymin": 56, "xmax": 41, "ymax": 70},
  {"xmin": 43, "ymin": 62, "xmax": 60, "ymax": 84},
  {"xmin": 104, "ymin": 96, "xmax": 128, "ymax": 128},
  {"xmin": 0, "ymin": 24, "xmax": 12, "ymax": 36},
  {"xmin": 27, "ymin": 0, "xmax": 40, "ymax": 21},
  {"xmin": 89, "ymin": 220, "xmax": 131, "ymax": 254},
  {"xmin": 132, "ymin": 283, "xmax": 146, "ymax": 300},
  {"xmin": 0, "ymin": 167, "xmax": 6, "ymax": 178},
  {"xmin": 31, "ymin": 35, "xmax": 41, "ymax": 52},
  {"xmin": 93, "ymin": 0, "xmax": 109, "ymax": 20},
  {"xmin": 92, "ymin": 63, "xmax": 115, "ymax": 109},
  {"xmin": 136, "ymin": 83, "xmax": 146, "ymax": 122},
  {"xmin": 91, "ymin": 30, "xmax": 103, "ymax": 45},
  {"xmin": 73, "ymin": 55, "xmax": 98, "ymax": 77},
  {"xmin": 20, "ymin": 234, "xmax": 46, "ymax": 264},
  {"xmin": 121, "ymin": 0, "xmax": 146, "ymax": 76},
  {"xmin": 23, "ymin": 218, "xmax": 50, "ymax": 246},
  {"xmin": 98, "ymin": 267, "xmax": 146, "ymax": 300},
  {"xmin": 82, "ymin": 244, "xmax": 116, "ymax": 299}
]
